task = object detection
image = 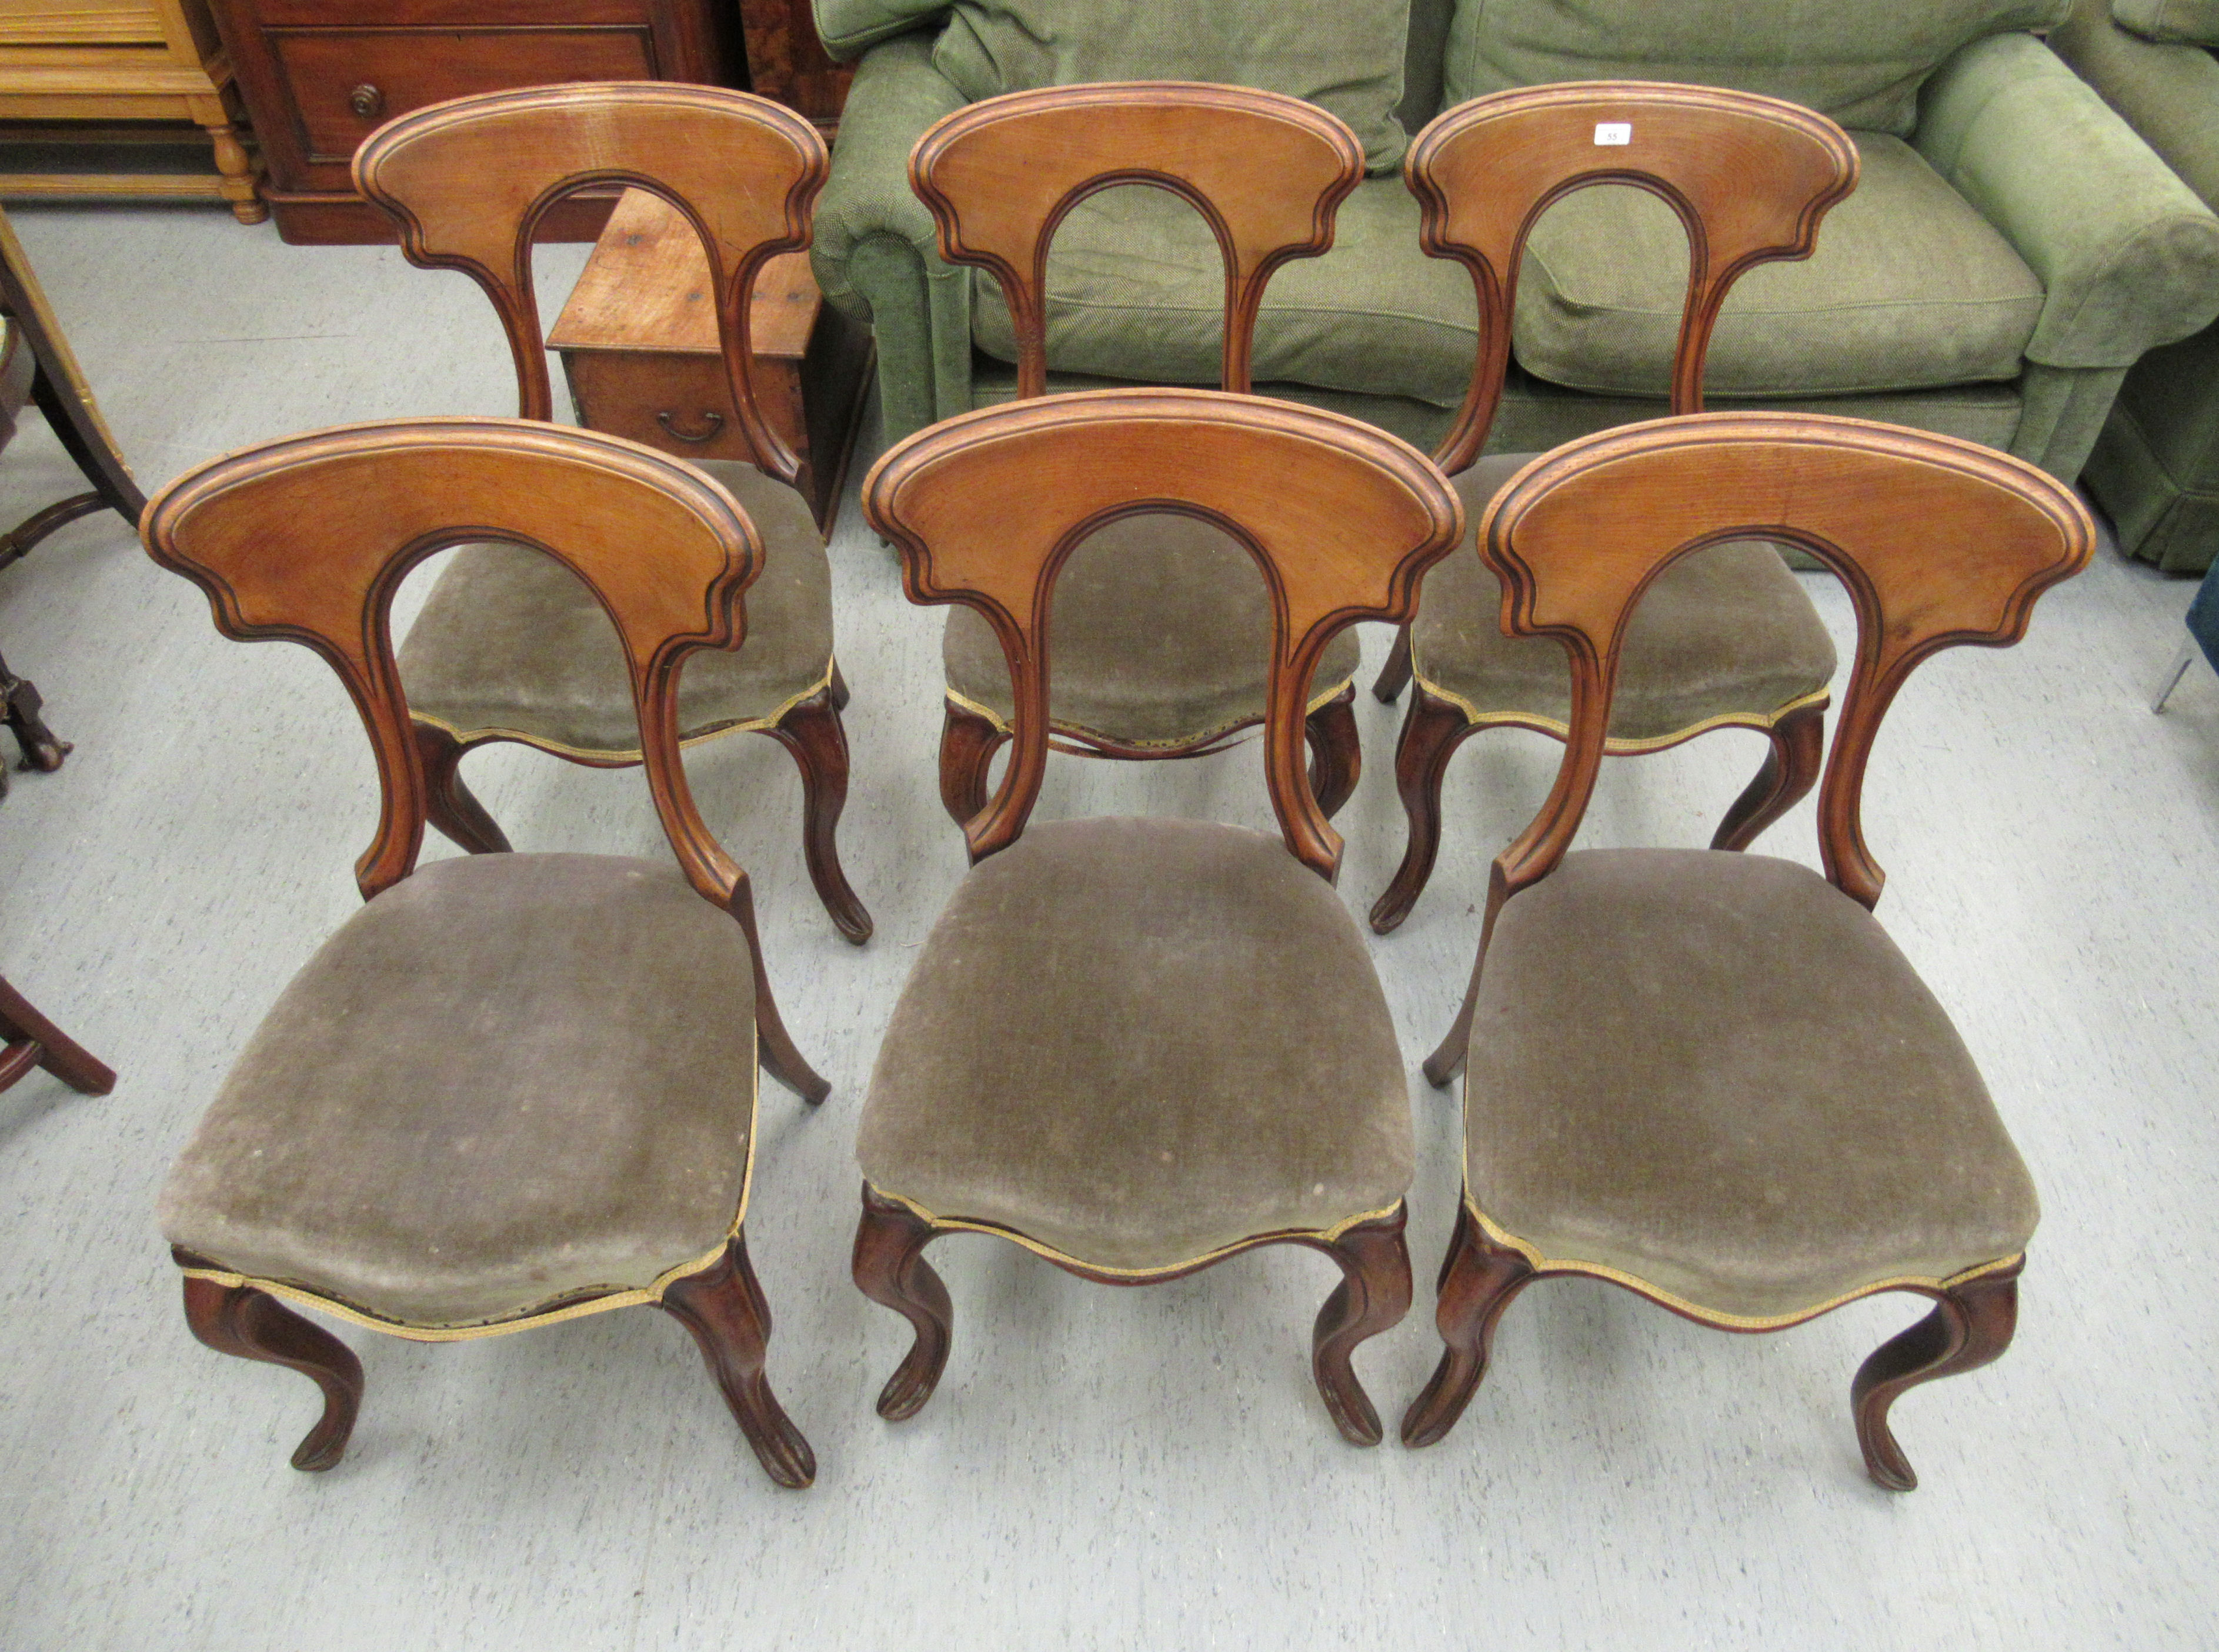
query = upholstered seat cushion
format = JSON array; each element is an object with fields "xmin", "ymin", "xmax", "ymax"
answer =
[
  {"xmin": 399, "ymin": 460, "xmax": 832, "ymax": 755},
  {"xmin": 972, "ymin": 178, "xmax": 1481, "ymax": 409},
  {"xmin": 859, "ymin": 817, "xmax": 1413, "ymax": 1271},
  {"xmin": 1413, "ymin": 455, "xmax": 1837, "ymax": 742},
  {"xmin": 1464, "ymin": 849, "xmax": 2040, "ymax": 1322},
  {"xmin": 158, "ymin": 853, "xmax": 759, "ymax": 1328},
  {"xmin": 1513, "ymin": 135, "xmax": 2046, "ymax": 399},
  {"xmin": 943, "ymin": 510, "xmax": 1364, "ymax": 746}
]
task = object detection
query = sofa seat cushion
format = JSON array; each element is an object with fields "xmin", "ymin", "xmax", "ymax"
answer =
[
  {"xmin": 973, "ymin": 177, "xmax": 1480, "ymax": 409},
  {"xmin": 400, "ymin": 460, "xmax": 831, "ymax": 755},
  {"xmin": 943, "ymin": 510, "xmax": 1363, "ymax": 746},
  {"xmin": 1514, "ymin": 134, "xmax": 2045, "ymax": 398},
  {"xmin": 1465, "ymin": 849, "xmax": 2040, "ymax": 1323},
  {"xmin": 859, "ymin": 817, "xmax": 1413, "ymax": 1273},
  {"xmin": 1414, "ymin": 455, "xmax": 1837, "ymax": 742},
  {"xmin": 1443, "ymin": 0, "xmax": 2070, "ymax": 138},
  {"xmin": 158, "ymin": 853, "xmax": 759, "ymax": 1329}
]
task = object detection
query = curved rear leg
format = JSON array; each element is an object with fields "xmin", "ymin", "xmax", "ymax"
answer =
[
  {"xmin": 727, "ymin": 873, "xmax": 830, "ymax": 1105},
  {"xmin": 938, "ymin": 700, "xmax": 1009, "ymax": 831},
  {"xmin": 659, "ymin": 1233, "xmax": 816, "ymax": 1489},
  {"xmin": 1401, "ymin": 1202, "xmax": 1537, "ymax": 1447},
  {"xmin": 1710, "ymin": 701, "xmax": 1824, "ymax": 852},
  {"xmin": 1306, "ymin": 1203, "xmax": 1413, "ymax": 1446},
  {"xmin": 1370, "ymin": 683, "xmax": 1477, "ymax": 935},
  {"xmin": 853, "ymin": 1184, "xmax": 954, "ymax": 1421},
  {"xmin": 411, "ymin": 721, "xmax": 512, "ymax": 855},
  {"xmin": 1303, "ymin": 685, "xmax": 1362, "ymax": 820},
  {"xmin": 763, "ymin": 685, "xmax": 872, "ymax": 945},
  {"xmin": 1371, "ymin": 623, "xmax": 1414, "ymax": 704},
  {"xmin": 1851, "ymin": 1261, "xmax": 2020, "ymax": 1493},
  {"xmin": 179, "ymin": 1265, "xmax": 363, "ymax": 1471},
  {"xmin": 0, "ymin": 972, "xmax": 113, "ymax": 1094}
]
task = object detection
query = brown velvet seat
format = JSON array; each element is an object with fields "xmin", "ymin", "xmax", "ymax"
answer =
[
  {"xmin": 908, "ymin": 85, "xmax": 1374, "ymax": 830},
  {"xmin": 1411, "ymin": 455, "xmax": 1835, "ymax": 743},
  {"xmin": 354, "ymin": 85, "xmax": 870, "ymax": 944},
  {"xmin": 159, "ymin": 853, "xmax": 760, "ymax": 1328},
  {"xmin": 143, "ymin": 418, "xmax": 832, "ymax": 1489},
  {"xmin": 403, "ymin": 463, "xmax": 832, "ymax": 754},
  {"xmin": 1464, "ymin": 848, "xmax": 2037, "ymax": 1321},
  {"xmin": 852, "ymin": 385, "xmax": 1463, "ymax": 1445},
  {"xmin": 941, "ymin": 514, "xmax": 1364, "ymax": 750},
  {"xmin": 1366, "ymin": 85, "xmax": 1862, "ymax": 935},
  {"xmin": 860, "ymin": 816, "xmax": 1410, "ymax": 1273},
  {"xmin": 1399, "ymin": 411, "xmax": 2093, "ymax": 1492}
]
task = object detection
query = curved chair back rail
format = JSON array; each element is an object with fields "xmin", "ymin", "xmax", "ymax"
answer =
[
  {"xmin": 1410, "ymin": 82, "xmax": 1860, "ymax": 474},
  {"xmin": 1480, "ymin": 412, "xmax": 2093, "ymax": 920},
  {"xmin": 910, "ymin": 81, "xmax": 1366, "ymax": 399},
  {"xmin": 864, "ymin": 388, "xmax": 1464, "ymax": 877},
  {"xmin": 353, "ymin": 82, "xmax": 827, "ymax": 482},
  {"xmin": 141, "ymin": 417, "xmax": 763, "ymax": 907}
]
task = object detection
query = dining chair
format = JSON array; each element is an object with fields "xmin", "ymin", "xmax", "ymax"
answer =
[
  {"xmin": 0, "ymin": 206, "xmax": 149, "ymax": 778},
  {"xmin": 907, "ymin": 83, "xmax": 1375, "ymax": 828},
  {"xmin": 1366, "ymin": 84, "xmax": 1859, "ymax": 933},
  {"xmin": 352, "ymin": 83, "xmax": 870, "ymax": 943},
  {"xmin": 145, "ymin": 417, "xmax": 827, "ymax": 1489},
  {"xmin": 1399, "ymin": 411, "xmax": 2093, "ymax": 1490},
  {"xmin": 853, "ymin": 386, "xmax": 1461, "ymax": 1443}
]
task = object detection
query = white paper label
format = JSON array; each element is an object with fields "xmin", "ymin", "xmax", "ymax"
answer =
[{"xmin": 1594, "ymin": 122, "xmax": 1632, "ymax": 146}]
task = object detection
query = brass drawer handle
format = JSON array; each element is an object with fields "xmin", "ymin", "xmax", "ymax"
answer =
[
  {"xmin": 656, "ymin": 409, "xmax": 726, "ymax": 444},
  {"xmin": 349, "ymin": 84, "xmax": 385, "ymax": 121}
]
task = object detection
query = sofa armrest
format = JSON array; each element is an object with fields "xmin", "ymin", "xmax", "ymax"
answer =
[
  {"xmin": 2052, "ymin": 0, "xmax": 2219, "ymax": 206},
  {"xmin": 809, "ymin": 33, "xmax": 976, "ymax": 439},
  {"xmin": 1916, "ymin": 29, "xmax": 2219, "ymax": 367}
]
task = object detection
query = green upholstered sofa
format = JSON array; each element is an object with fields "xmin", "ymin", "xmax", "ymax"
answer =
[
  {"xmin": 810, "ymin": 0, "xmax": 2219, "ymax": 486},
  {"xmin": 2054, "ymin": 0, "xmax": 2219, "ymax": 570}
]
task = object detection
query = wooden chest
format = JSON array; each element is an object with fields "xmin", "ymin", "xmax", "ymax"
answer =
[
  {"xmin": 202, "ymin": 0, "xmax": 736, "ymax": 243},
  {"xmin": 549, "ymin": 186, "xmax": 873, "ymax": 529}
]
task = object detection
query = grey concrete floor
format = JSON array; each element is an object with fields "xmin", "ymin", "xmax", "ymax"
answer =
[{"xmin": 0, "ymin": 201, "xmax": 2214, "ymax": 1650}]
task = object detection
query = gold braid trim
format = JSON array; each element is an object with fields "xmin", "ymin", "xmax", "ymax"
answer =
[
  {"xmin": 411, "ymin": 660, "xmax": 836, "ymax": 763},
  {"xmin": 943, "ymin": 669, "xmax": 1360, "ymax": 752},
  {"xmin": 1413, "ymin": 671, "xmax": 1830, "ymax": 755},
  {"xmin": 869, "ymin": 1184, "xmax": 1401, "ymax": 1280},
  {"xmin": 1461, "ymin": 1196, "xmax": 2024, "ymax": 1332}
]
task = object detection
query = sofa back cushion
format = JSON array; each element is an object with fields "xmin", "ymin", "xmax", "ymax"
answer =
[
  {"xmin": 815, "ymin": 0, "xmax": 1413, "ymax": 170},
  {"xmin": 2112, "ymin": 0, "xmax": 2219, "ymax": 44},
  {"xmin": 1442, "ymin": 0, "xmax": 2070, "ymax": 136}
]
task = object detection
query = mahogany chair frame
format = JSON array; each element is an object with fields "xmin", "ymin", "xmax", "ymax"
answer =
[
  {"xmin": 0, "ymin": 971, "xmax": 113, "ymax": 1097},
  {"xmin": 353, "ymin": 84, "xmax": 870, "ymax": 945},
  {"xmin": 1399, "ymin": 411, "xmax": 2093, "ymax": 1489},
  {"xmin": 1366, "ymin": 83, "xmax": 1860, "ymax": 933},
  {"xmin": 907, "ymin": 82, "xmax": 1373, "ymax": 828},
  {"xmin": 145, "ymin": 417, "xmax": 828, "ymax": 1487},
  {"xmin": 855, "ymin": 386, "xmax": 1463, "ymax": 1440},
  {"xmin": 0, "ymin": 208, "xmax": 148, "ymax": 779}
]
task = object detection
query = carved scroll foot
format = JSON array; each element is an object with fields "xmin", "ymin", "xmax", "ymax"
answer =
[
  {"xmin": 1851, "ymin": 1261, "xmax": 2021, "ymax": 1493},
  {"xmin": 1400, "ymin": 1203, "xmax": 1537, "ymax": 1448},
  {"xmin": 1306, "ymin": 1203, "xmax": 1413, "ymax": 1445},
  {"xmin": 852, "ymin": 1184, "xmax": 953, "ymax": 1421},
  {"xmin": 1302, "ymin": 685, "xmax": 1362, "ymax": 820},
  {"xmin": 1370, "ymin": 683, "xmax": 1475, "ymax": 934},
  {"xmin": 765, "ymin": 684, "xmax": 871, "ymax": 944},
  {"xmin": 659, "ymin": 1234, "xmax": 816, "ymax": 1489},
  {"xmin": 411, "ymin": 721, "xmax": 512, "ymax": 854},
  {"xmin": 1710, "ymin": 700, "xmax": 1826, "ymax": 852},
  {"xmin": 938, "ymin": 699, "xmax": 1009, "ymax": 831},
  {"xmin": 180, "ymin": 1268, "xmax": 363, "ymax": 1471}
]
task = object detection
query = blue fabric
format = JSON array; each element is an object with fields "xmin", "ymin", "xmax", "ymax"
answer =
[{"xmin": 2190, "ymin": 558, "xmax": 2219, "ymax": 669}]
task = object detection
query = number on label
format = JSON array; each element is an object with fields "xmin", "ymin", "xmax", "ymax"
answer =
[{"xmin": 1594, "ymin": 122, "xmax": 1632, "ymax": 146}]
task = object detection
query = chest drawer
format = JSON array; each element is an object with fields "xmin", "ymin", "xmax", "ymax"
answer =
[{"xmin": 272, "ymin": 26, "xmax": 656, "ymax": 176}]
